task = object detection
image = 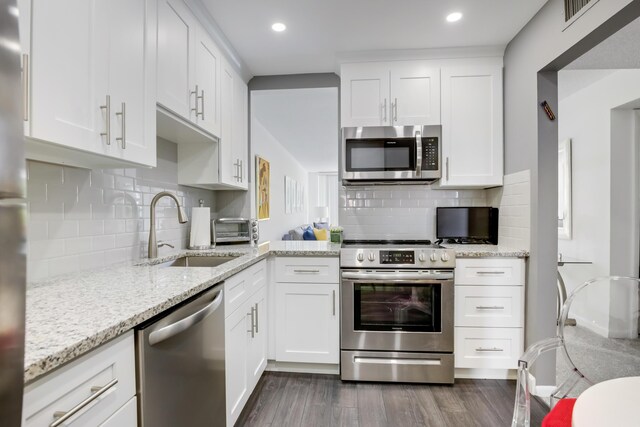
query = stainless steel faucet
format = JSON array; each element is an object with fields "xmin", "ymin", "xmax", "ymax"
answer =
[{"xmin": 148, "ymin": 191, "xmax": 188, "ymax": 258}]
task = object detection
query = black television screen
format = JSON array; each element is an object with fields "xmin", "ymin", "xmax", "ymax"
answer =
[{"xmin": 436, "ymin": 207, "xmax": 498, "ymax": 243}]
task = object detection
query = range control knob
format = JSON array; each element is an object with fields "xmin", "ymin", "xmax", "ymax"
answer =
[
  {"xmin": 418, "ymin": 253, "xmax": 426, "ymax": 262},
  {"xmin": 368, "ymin": 252, "xmax": 376, "ymax": 262},
  {"xmin": 357, "ymin": 253, "xmax": 365, "ymax": 262},
  {"xmin": 441, "ymin": 252, "xmax": 450, "ymax": 262},
  {"xmin": 430, "ymin": 253, "xmax": 438, "ymax": 262}
]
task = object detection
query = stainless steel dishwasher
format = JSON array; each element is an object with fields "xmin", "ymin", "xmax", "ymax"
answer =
[{"xmin": 137, "ymin": 283, "xmax": 225, "ymax": 427}]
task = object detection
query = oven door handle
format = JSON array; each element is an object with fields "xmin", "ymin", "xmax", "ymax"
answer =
[{"xmin": 341, "ymin": 271, "xmax": 454, "ymax": 282}]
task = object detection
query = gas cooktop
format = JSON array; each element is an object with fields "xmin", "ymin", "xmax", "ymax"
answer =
[{"xmin": 342, "ymin": 239, "xmax": 443, "ymax": 248}]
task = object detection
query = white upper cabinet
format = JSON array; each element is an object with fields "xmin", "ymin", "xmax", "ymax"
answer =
[
  {"xmin": 218, "ymin": 59, "xmax": 235, "ymax": 185},
  {"xmin": 340, "ymin": 61, "xmax": 440, "ymax": 128},
  {"xmin": 232, "ymin": 73, "xmax": 248, "ymax": 190},
  {"xmin": 390, "ymin": 62, "xmax": 440, "ymax": 126},
  {"xmin": 194, "ymin": 28, "xmax": 222, "ymax": 136},
  {"xmin": 439, "ymin": 64, "xmax": 503, "ymax": 188},
  {"xmin": 157, "ymin": 0, "xmax": 196, "ymax": 120},
  {"xmin": 157, "ymin": 0, "xmax": 221, "ymax": 137},
  {"xmin": 24, "ymin": 0, "xmax": 157, "ymax": 168},
  {"xmin": 341, "ymin": 63, "xmax": 390, "ymax": 127}
]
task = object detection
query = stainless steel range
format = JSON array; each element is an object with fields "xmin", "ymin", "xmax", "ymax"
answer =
[{"xmin": 340, "ymin": 240, "xmax": 456, "ymax": 384}]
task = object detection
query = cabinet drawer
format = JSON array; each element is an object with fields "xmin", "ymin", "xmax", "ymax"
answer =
[
  {"xmin": 225, "ymin": 260, "xmax": 267, "ymax": 317},
  {"xmin": 274, "ymin": 257, "xmax": 339, "ymax": 283},
  {"xmin": 455, "ymin": 286, "xmax": 524, "ymax": 328},
  {"xmin": 454, "ymin": 327, "xmax": 523, "ymax": 369},
  {"xmin": 100, "ymin": 397, "xmax": 137, "ymax": 427},
  {"xmin": 23, "ymin": 332, "xmax": 136, "ymax": 427},
  {"xmin": 455, "ymin": 258, "xmax": 525, "ymax": 286}
]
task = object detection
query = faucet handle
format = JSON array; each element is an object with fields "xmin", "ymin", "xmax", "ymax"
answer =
[{"xmin": 158, "ymin": 241, "xmax": 175, "ymax": 249}]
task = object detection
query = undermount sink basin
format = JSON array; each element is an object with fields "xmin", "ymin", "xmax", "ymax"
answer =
[{"xmin": 162, "ymin": 256, "xmax": 238, "ymax": 268}]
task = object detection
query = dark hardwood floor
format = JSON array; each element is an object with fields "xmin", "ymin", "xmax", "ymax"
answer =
[{"xmin": 236, "ymin": 372, "xmax": 548, "ymax": 427}]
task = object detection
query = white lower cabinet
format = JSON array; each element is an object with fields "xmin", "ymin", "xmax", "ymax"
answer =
[
  {"xmin": 274, "ymin": 257, "xmax": 340, "ymax": 365},
  {"xmin": 224, "ymin": 260, "xmax": 267, "ymax": 427},
  {"xmin": 23, "ymin": 332, "xmax": 137, "ymax": 427},
  {"xmin": 454, "ymin": 258, "xmax": 525, "ymax": 372}
]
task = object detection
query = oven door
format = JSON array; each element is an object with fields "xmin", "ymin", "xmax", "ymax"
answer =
[{"xmin": 341, "ymin": 270, "xmax": 454, "ymax": 353}]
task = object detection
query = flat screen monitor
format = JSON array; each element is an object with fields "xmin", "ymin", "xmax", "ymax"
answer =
[{"xmin": 436, "ymin": 207, "xmax": 498, "ymax": 243}]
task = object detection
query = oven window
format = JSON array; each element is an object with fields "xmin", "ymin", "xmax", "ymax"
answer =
[
  {"xmin": 345, "ymin": 138, "xmax": 415, "ymax": 172},
  {"xmin": 354, "ymin": 283, "xmax": 442, "ymax": 332}
]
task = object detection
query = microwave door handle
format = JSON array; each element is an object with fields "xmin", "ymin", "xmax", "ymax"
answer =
[{"xmin": 415, "ymin": 131, "xmax": 422, "ymax": 176}]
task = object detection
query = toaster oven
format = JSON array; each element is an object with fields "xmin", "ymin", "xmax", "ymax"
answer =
[{"xmin": 213, "ymin": 218, "xmax": 258, "ymax": 244}]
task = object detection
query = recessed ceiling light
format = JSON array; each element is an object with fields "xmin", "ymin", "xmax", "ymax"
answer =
[
  {"xmin": 271, "ymin": 22, "xmax": 286, "ymax": 32},
  {"xmin": 446, "ymin": 12, "xmax": 463, "ymax": 23}
]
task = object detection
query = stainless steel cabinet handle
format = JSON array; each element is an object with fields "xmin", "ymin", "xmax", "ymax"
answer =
[
  {"xmin": 415, "ymin": 131, "xmax": 422, "ymax": 176},
  {"xmin": 239, "ymin": 160, "xmax": 243, "ymax": 182},
  {"xmin": 393, "ymin": 97, "xmax": 398, "ymax": 122},
  {"xmin": 191, "ymin": 85, "xmax": 199, "ymax": 117},
  {"xmin": 446, "ymin": 157, "xmax": 450, "ymax": 181},
  {"xmin": 254, "ymin": 302, "xmax": 259, "ymax": 333},
  {"xmin": 50, "ymin": 379, "xmax": 118, "ymax": 427},
  {"xmin": 382, "ymin": 98, "xmax": 387, "ymax": 123},
  {"xmin": 475, "ymin": 347, "xmax": 504, "ymax": 352},
  {"xmin": 149, "ymin": 289, "xmax": 223, "ymax": 345},
  {"xmin": 477, "ymin": 271, "xmax": 506, "ymax": 275},
  {"xmin": 247, "ymin": 306, "xmax": 255, "ymax": 338},
  {"xmin": 332, "ymin": 290, "xmax": 336, "ymax": 316},
  {"xmin": 22, "ymin": 54, "xmax": 29, "ymax": 121},
  {"xmin": 115, "ymin": 102, "xmax": 126, "ymax": 149},
  {"xmin": 476, "ymin": 306, "xmax": 505, "ymax": 310},
  {"xmin": 293, "ymin": 269, "xmax": 320, "ymax": 274},
  {"xmin": 100, "ymin": 95, "xmax": 111, "ymax": 145},
  {"xmin": 198, "ymin": 88, "xmax": 205, "ymax": 119}
]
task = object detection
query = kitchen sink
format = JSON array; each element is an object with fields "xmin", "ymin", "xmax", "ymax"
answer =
[{"xmin": 162, "ymin": 256, "xmax": 238, "ymax": 268}]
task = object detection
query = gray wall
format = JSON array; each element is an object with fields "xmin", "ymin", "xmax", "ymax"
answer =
[{"xmin": 503, "ymin": 0, "xmax": 640, "ymax": 383}]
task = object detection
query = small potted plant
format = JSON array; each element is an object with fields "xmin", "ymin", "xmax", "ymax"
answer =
[{"xmin": 330, "ymin": 226, "xmax": 343, "ymax": 244}]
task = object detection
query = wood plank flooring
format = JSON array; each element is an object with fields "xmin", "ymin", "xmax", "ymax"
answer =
[{"xmin": 236, "ymin": 372, "xmax": 548, "ymax": 427}]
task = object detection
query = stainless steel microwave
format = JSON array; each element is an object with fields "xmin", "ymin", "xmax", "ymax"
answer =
[{"xmin": 341, "ymin": 125, "xmax": 441, "ymax": 185}]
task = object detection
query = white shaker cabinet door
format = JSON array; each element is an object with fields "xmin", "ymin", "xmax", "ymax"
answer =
[
  {"xmin": 194, "ymin": 28, "xmax": 221, "ymax": 137},
  {"xmin": 106, "ymin": 0, "xmax": 156, "ymax": 166},
  {"xmin": 440, "ymin": 65, "xmax": 503, "ymax": 188},
  {"xmin": 232, "ymin": 76, "xmax": 248, "ymax": 189},
  {"xmin": 275, "ymin": 282, "xmax": 339, "ymax": 364},
  {"xmin": 340, "ymin": 63, "xmax": 390, "ymax": 127},
  {"xmin": 219, "ymin": 59, "xmax": 237, "ymax": 186},
  {"xmin": 157, "ymin": 0, "xmax": 196, "ymax": 120},
  {"xmin": 225, "ymin": 300, "xmax": 250, "ymax": 427},
  {"xmin": 390, "ymin": 62, "xmax": 440, "ymax": 126},
  {"xmin": 30, "ymin": 0, "xmax": 105, "ymax": 154},
  {"xmin": 247, "ymin": 286, "xmax": 267, "ymax": 391}
]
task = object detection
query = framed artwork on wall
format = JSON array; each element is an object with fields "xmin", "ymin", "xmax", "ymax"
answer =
[
  {"xmin": 558, "ymin": 138, "xmax": 572, "ymax": 239},
  {"xmin": 284, "ymin": 176, "xmax": 292, "ymax": 214},
  {"xmin": 256, "ymin": 155, "xmax": 270, "ymax": 220}
]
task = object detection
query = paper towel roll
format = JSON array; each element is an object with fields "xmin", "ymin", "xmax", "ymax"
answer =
[{"xmin": 189, "ymin": 207, "xmax": 211, "ymax": 249}]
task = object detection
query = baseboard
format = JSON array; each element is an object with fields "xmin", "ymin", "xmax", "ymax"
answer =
[
  {"xmin": 266, "ymin": 360, "xmax": 340, "ymax": 375},
  {"xmin": 455, "ymin": 368, "xmax": 517, "ymax": 380}
]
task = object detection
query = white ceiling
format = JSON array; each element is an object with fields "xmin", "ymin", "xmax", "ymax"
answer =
[
  {"xmin": 200, "ymin": 0, "xmax": 548, "ymax": 76},
  {"xmin": 251, "ymin": 88, "xmax": 339, "ymax": 172},
  {"xmin": 565, "ymin": 16, "xmax": 640, "ymax": 70}
]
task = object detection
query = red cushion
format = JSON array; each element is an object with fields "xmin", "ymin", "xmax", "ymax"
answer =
[{"xmin": 542, "ymin": 398, "xmax": 577, "ymax": 427}]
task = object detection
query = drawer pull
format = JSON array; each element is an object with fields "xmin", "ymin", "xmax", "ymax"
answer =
[
  {"xmin": 476, "ymin": 306, "xmax": 505, "ymax": 310},
  {"xmin": 476, "ymin": 271, "xmax": 506, "ymax": 275},
  {"xmin": 475, "ymin": 347, "xmax": 504, "ymax": 352},
  {"xmin": 50, "ymin": 379, "xmax": 118, "ymax": 427},
  {"xmin": 293, "ymin": 269, "xmax": 320, "ymax": 274}
]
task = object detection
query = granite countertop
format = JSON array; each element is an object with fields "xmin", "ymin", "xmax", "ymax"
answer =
[
  {"xmin": 442, "ymin": 244, "xmax": 529, "ymax": 258},
  {"xmin": 25, "ymin": 241, "xmax": 340, "ymax": 384}
]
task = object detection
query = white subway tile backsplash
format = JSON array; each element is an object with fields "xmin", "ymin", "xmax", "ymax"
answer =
[
  {"xmin": 26, "ymin": 140, "xmax": 216, "ymax": 282},
  {"xmin": 339, "ymin": 184, "xmax": 489, "ymax": 241}
]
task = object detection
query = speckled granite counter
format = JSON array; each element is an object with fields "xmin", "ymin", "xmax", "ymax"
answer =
[
  {"xmin": 442, "ymin": 244, "xmax": 529, "ymax": 258},
  {"xmin": 25, "ymin": 241, "xmax": 339, "ymax": 383}
]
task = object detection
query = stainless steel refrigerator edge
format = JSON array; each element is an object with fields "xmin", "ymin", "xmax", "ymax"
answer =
[{"xmin": 0, "ymin": 0, "xmax": 27, "ymax": 425}]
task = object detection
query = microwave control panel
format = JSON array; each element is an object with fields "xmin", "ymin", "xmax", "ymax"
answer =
[{"xmin": 421, "ymin": 137, "xmax": 439, "ymax": 171}]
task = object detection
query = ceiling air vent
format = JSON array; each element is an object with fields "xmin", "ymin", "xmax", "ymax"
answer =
[{"xmin": 565, "ymin": 0, "xmax": 593, "ymax": 22}]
